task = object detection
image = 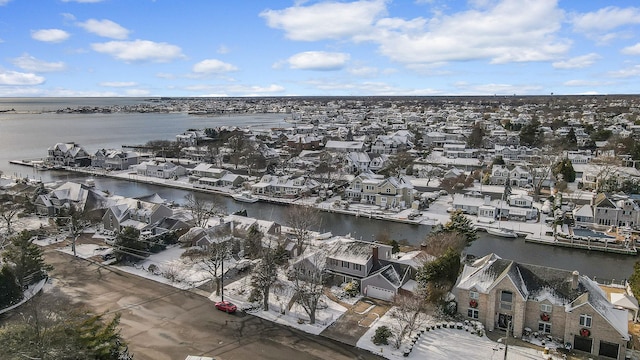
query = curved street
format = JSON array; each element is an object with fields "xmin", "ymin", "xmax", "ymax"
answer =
[{"xmin": 42, "ymin": 249, "xmax": 383, "ymax": 360}]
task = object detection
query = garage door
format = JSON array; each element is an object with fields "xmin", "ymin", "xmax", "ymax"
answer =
[
  {"xmin": 366, "ymin": 285, "xmax": 394, "ymax": 301},
  {"xmin": 599, "ymin": 341, "xmax": 619, "ymax": 359},
  {"xmin": 574, "ymin": 335, "xmax": 593, "ymax": 353}
]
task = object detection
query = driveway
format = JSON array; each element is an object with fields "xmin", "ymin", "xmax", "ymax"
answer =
[
  {"xmin": 36, "ymin": 250, "xmax": 383, "ymax": 360},
  {"xmin": 321, "ymin": 297, "xmax": 391, "ymax": 346}
]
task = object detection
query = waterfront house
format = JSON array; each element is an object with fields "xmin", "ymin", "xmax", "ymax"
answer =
[
  {"xmin": 92, "ymin": 149, "xmax": 138, "ymax": 170},
  {"xmin": 490, "ymin": 164, "xmax": 511, "ymax": 185},
  {"xmin": 453, "ymin": 254, "xmax": 629, "ymax": 360},
  {"xmin": 47, "ymin": 142, "xmax": 91, "ymax": 167},
  {"xmin": 343, "ymin": 172, "xmax": 414, "ymax": 208},
  {"xmin": 251, "ymin": 174, "xmax": 319, "ymax": 199},
  {"xmin": 34, "ymin": 181, "xmax": 107, "ymax": 217},
  {"xmin": 286, "ymin": 134, "xmax": 322, "ymax": 151},
  {"xmin": 592, "ymin": 193, "xmax": 640, "ymax": 228},
  {"xmin": 136, "ymin": 160, "xmax": 186, "ymax": 179}
]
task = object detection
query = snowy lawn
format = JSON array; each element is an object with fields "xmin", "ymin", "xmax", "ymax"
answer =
[
  {"xmin": 357, "ymin": 309, "xmax": 547, "ymax": 360},
  {"xmin": 218, "ymin": 270, "xmax": 348, "ymax": 335}
]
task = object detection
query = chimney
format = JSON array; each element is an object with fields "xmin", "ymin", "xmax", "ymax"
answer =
[
  {"xmin": 372, "ymin": 246, "xmax": 379, "ymax": 263},
  {"xmin": 484, "ymin": 195, "xmax": 491, "ymax": 205},
  {"xmin": 571, "ymin": 270, "xmax": 579, "ymax": 290}
]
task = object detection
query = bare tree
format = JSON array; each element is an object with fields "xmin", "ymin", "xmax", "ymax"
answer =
[
  {"xmin": 185, "ymin": 193, "xmax": 223, "ymax": 228},
  {"xmin": 439, "ymin": 173, "xmax": 474, "ymax": 200},
  {"xmin": 285, "ymin": 205, "xmax": 320, "ymax": 255},
  {"xmin": 227, "ymin": 134, "xmax": 247, "ymax": 170},
  {"xmin": 182, "ymin": 229, "xmax": 232, "ymax": 296},
  {"xmin": 421, "ymin": 231, "xmax": 467, "ymax": 257},
  {"xmin": 292, "ymin": 251, "xmax": 326, "ymax": 324},
  {"xmin": 250, "ymin": 240, "xmax": 280, "ymax": 311},
  {"xmin": 523, "ymin": 155, "xmax": 555, "ymax": 201},
  {"xmin": 0, "ymin": 199, "xmax": 22, "ymax": 238},
  {"xmin": 389, "ymin": 293, "xmax": 428, "ymax": 349},
  {"xmin": 590, "ymin": 155, "xmax": 622, "ymax": 192}
]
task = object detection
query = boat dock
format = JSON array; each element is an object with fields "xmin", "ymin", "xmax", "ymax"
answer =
[{"xmin": 524, "ymin": 234, "xmax": 637, "ymax": 255}]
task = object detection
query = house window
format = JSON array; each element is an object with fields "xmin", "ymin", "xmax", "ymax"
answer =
[
  {"xmin": 469, "ymin": 291, "xmax": 479, "ymax": 300},
  {"xmin": 468, "ymin": 308, "xmax": 479, "ymax": 319},
  {"xmin": 579, "ymin": 314, "xmax": 592, "ymax": 328},
  {"xmin": 353, "ymin": 264, "xmax": 362, "ymax": 271},
  {"xmin": 500, "ymin": 291, "xmax": 513, "ymax": 311},
  {"xmin": 341, "ymin": 261, "xmax": 349, "ymax": 268},
  {"xmin": 540, "ymin": 304, "xmax": 552, "ymax": 313},
  {"xmin": 538, "ymin": 322, "xmax": 551, "ymax": 334}
]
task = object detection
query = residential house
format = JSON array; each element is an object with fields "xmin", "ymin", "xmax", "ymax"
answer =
[
  {"xmin": 136, "ymin": 160, "xmax": 186, "ymax": 179},
  {"xmin": 102, "ymin": 199, "xmax": 173, "ymax": 233},
  {"xmin": 345, "ymin": 152, "xmax": 371, "ymax": 173},
  {"xmin": 47, "ymin": 142, "xmax": 91, "ymax": 167},
  {"xmin": 286, "ymin": 134, "xmax": 322, "ymax": 151},
  {"xmin": 490, "ymin": 165, "xmax": 511, "ymax": 185},
  {"xmin": 324, "ymin": 140, "xmax": 366, "ymax": 153},
  {"xmin": 344, "ymin": 172, "xmax": 414, "ymax": 209},
  {"xmin": 321, "ymin": 238, "xmax": 412, "ymax": 300},
  {"xmin": 34, "ymin": 181, "xmax": 107, "ymax": 217},
  {"xmin": 92, "ymin": 149, "xmax": 138, "ymax": 170},
  {"xmin": 453, "ymin": 254, "xmax": 629, "ymax": 360},
  {"xmin": 251, "ymin": 175, "xmax": 320, "ymax": 198},
  {"xmin": 592, "ymin": 193, "xmax": 640, "ymax": 228}
]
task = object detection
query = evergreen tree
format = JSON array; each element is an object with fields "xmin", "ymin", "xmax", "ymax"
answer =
[
  {"xmin": 466, "ymin": 124, "xmax": 485, "ymax": 148},
  {"xmin": 0, "ymin": 265, "xmax": 23, "ymax": 308},
  {"xmin": 553, "ymin": 158, "xmax": 576, "ymax": 183},
  {"xmin": 503, "ymin": 174, "xmax": 512, "ymax": 202},
  {"xmin": 565, "ymin": 128, "xmax": 577, "ymax": 150},
  {"xmin": 416, "ymin": 247, "xmax": 461, "ymax": 303},
  {"xmin": 442, "ymin": 210, "xmax": 478, "ymax": 246},
  {"xmin": 519, "ymin": 119, "xmax": 543, "ymax": 146},
  {"xmin": 2, "ymin": 230, "xmax": 51, "ymax": 288},
  {"xmin": 113, "ymin": 226, "xmax": 146, "ymax": 263}
]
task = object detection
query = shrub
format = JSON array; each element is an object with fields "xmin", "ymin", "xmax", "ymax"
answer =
[
  {"xmin": 372, "ymin": 325, "xmax": 392, "ymax": 345},
  {"xmin": 344, "ymin": 281, "xmax": 359, "ymax": 297}
]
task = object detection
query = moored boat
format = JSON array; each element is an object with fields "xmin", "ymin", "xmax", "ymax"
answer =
[
  {"xmin": 232, "ymin": 191, "xmax": 259, "ymax": 203},
  {"xmin": 486, "ymin": 227, "xmax": 518, "ymax": 238}
]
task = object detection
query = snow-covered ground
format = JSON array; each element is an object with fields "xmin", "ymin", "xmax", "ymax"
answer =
[{"xmin": 357, "ymin": 309, "xmax": 549, "ymax": 360}]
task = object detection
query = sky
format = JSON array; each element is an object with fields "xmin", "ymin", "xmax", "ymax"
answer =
[{"xmin": 1, "ymin": 0, "xmax": 640, "ymax": 97}]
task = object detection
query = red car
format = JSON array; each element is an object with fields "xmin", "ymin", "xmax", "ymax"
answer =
[{"xmin": 215, "ymin": 300, "xmax": 237, "ymax": 313}]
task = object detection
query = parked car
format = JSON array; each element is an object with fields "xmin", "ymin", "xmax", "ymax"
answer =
[{"xmin": 215, "ymin": 300, "xmax": 237, "ymax": 313}]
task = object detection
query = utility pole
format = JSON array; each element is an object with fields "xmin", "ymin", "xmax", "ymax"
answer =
[{"xmin": 503, "ymin": 320, "xmax": 511, "ymax": 360}]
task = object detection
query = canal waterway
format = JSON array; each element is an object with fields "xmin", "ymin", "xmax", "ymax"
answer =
[{"xmin": 46, "ymin": 171, "xmax": 638, "ymax": 283}]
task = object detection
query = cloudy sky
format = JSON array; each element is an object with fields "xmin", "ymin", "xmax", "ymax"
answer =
[{"xmin": 1, "ymin": 0, "xmax": 639, "ymax": 97}]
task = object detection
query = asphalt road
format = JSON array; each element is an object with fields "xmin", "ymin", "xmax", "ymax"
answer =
[{"xmin": 44, "ymin": 250, "xmax": 383, "ymax": 360}]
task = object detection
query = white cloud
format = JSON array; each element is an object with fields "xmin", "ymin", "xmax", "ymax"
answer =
[
  {"xmin": 0, "ymin": 70, "xmax": 45, "ymax": 85},
  {"xmin": 453, "ymin": 82, "xmax": 543, "ymax": 95},
  {"xmin": 12, "ymin": 54, "xmax": 66, "ymax": 72},
  {"xmin": 0, "ymin": 0, "xmax": 12, "ymax": 5},
  {"xmin": 264, "ymin": 0, "xmax": 568, "ymax": 65},
  {"xmin": 348, "ymin": 66, "xmax": 379, "ymax": 77},
  {"xmin": 621, "ymin": 43, "xmax": 640, "ymax": 55},
  {"xmin": 260, "ymin": 0, "xmax": 387, "ymax": 41},
  {"xmin": 563, "ymin": 79, "xmax": 611, "ymax": 87},
  {"xmin": 608, "ymin": 65, "xmax": 640, "ymax": 78},
  {"xmin": 78, "ymin": 19, "xmax": 130, "ymax": 39},
  {"xmin": 31, "ymin": 29, "xmax": 70, "ymax": 43},
  {"xmin": 571, "ymin": 6, "xmax": 640, "ymax": 33},
  {"xmin": 99, "ymin": 81, "xmax": 137, "ymax": 87},
  {"xmin": 192, "ymin": 59, "xmax": 238, "ymax": 74},
  {"xmin": 125, "ymin": 88, "xmax": 150, "ymax": 96},
  {"xmin": 371, "ymin": 0, "xmax": 568, "ymax": 64},
  {"xmin": 91, "ymin": 40, "xmax": 184, "ymax": 62},
  {"xmin": 287, "ymin": 51, "xmax": 350, "ymax": 70},
  {"xmin": 552, "ymin": 53, "xmax": 600, "ymax": 69}
]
